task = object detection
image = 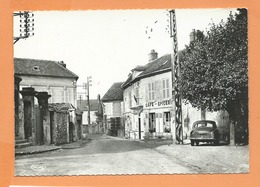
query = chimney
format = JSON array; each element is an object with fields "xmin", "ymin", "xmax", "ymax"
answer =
[
  {"xmin": 148, "ymin": 49, "xmax": 158, "ymax": 62},
  {"xmin": 58, "ymin": 61, "xmax": 66, "ymax": 68},
  {"xmin": 189, "ymin": 29, "xmax": 196, "ymax": 43}
]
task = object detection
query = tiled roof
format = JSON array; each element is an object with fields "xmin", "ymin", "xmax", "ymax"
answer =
[
  {"xmin": 121, "ymin": 51, "xmax": 184, "ymax": 89},
  {"xmin": 121, "ymin": 54, "xmax": 171, "ymax": 89},
  {"xmin": 101, "ymin": 82, "xmax": 124, "ymax": 102},
  {"xmin": 131, "ymin": 65, "xmax": 146, "ymax": 71},
  {"xmin": 77, "ymin": 99, "xmax": 100, "ymax": 111},
  {"xmin": 138, "ymin": 54, "xmax": 171, "ymax": 77},
  {"xmin": 14, "ymin": 58, "xmax": 78, "ymax": 80}
]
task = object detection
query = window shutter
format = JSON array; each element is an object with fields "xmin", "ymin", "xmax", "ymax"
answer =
[{"xmin": 166, "ymin": 79, "xmax": 170, "ymax": 98}]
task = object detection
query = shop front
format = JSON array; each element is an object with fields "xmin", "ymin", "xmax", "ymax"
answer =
[{"xmin": 142, "ymin": 99, "xmax": 173, "ymax": 139}]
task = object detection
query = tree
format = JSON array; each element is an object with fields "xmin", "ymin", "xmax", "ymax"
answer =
[{"xmin": 179, "ymin": 9, "xmax": 248, "ymax": 144}]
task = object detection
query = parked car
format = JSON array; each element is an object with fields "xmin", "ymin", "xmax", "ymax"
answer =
[{"xmin": 190, "ymin": 120, "xmax": 220, "ymax": 146}]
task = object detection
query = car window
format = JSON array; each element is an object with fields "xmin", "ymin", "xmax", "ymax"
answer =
[{"xmin": 195, "ymin": 122, "xmax": 214, "ymax": 128}]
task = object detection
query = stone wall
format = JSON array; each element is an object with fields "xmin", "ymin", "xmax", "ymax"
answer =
[{"xmin": 51, "ymin": 111, "xmax": 69, "ymax": 145}]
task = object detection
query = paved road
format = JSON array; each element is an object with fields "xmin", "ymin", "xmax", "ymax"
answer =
[{"xmin": 15, "ymin": 134, "xmax": 193, "ymax": 176}]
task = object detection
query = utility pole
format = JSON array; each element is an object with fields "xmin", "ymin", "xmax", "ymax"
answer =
[
  {"xmin": 169, "ymin": 10, "xmax": 183, "ymax": 144},
  {"xmin": 86, "ymin": 76, "xmax": 92, "ymax": 125},
  {"xmin": 14, "ymin": 11, "xmax": 34, "ymax": 44}
]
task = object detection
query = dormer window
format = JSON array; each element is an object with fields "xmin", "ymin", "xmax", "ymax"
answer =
[{"xmin": 32, "ymin": 66, "xmax": 40, "ymax": 71}]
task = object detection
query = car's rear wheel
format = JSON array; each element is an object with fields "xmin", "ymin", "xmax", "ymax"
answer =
[
  {"xmin": 195, "ymin": 141, "xmax": 199, "ymax": 146},
  {"xmin": 214, "ymin": 139, "xmax": 219, "ymax": 146},
  {"xmin": 191, "ymin": 140, "xmax": 194, "ymax": 146}
]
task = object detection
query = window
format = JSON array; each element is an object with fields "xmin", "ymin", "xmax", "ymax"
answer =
[
  {"xmin": 67, "ymin": 89, "xmax": 71, "ymax": 103},
  {"xmin": 148, "ymin": 82, "xmax": 155, "ymax": 101},
  {"xmin": 164, "ymin": 112, "xmax": 171, "ymax": 133},
  {"xmin": 32, "ymin": 66, "xmax": 40, "ymax": 71},
  {"xmin": 162, "ymin": 79, "xmax": 170, "ymax": 99},
  {"xmin": 62, "ymin": 90, "xmax": 69, "ymax": 103}
]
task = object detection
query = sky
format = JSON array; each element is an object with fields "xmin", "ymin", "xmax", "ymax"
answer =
[{"xmin": 14, "ymin": 8, "xmax": 237, "ymax": 99}]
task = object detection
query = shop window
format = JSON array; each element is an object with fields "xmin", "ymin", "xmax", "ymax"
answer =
[
  {"xmin": 162, "ymin": 79, "xmax": 170, "ymax": 99},
  {"xmin": 164, "ymin": 112, "xmax": 171, "ymax": 133}
]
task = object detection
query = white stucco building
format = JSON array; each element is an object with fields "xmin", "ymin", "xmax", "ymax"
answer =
[
  {"xmin": 122, "ymin": 50, "xmax": 229, "ymax": 140},
  {"xmin": 102, "ymin": 82, "xmax": 124, "ymax": 118}
]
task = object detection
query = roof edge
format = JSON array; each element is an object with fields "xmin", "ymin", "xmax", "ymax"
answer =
[
  {"xmin": 122, "ymin": 68, "xmax": 171, "ymax": 90},
  {"xmin": 14, "ymin": 57, "xmax": 79, "ymax": 80}
]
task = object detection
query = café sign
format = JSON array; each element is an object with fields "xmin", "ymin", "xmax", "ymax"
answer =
[{"xmin": 145, "ymin": 99, "xmax": 172, "ymax": 108}]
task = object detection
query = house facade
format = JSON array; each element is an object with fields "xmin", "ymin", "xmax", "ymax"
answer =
[
  {"xmin": 122, "ymin": 50, "xmax": 230, "ymax": 140},
  {"xmin": 102, "ymin": 82, "xmax": 124, "ymax": 118},
  {"xmin": 102, "ymin": 82, "xmax": 124, "ymax": 136}
]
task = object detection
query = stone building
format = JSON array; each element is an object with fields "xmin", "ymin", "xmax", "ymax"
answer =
[{"xmin": 14, "ymin": 58, "xmax": 81, "ymax": 146}]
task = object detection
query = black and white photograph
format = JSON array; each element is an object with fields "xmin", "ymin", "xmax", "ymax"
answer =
[{"xmin": 13, "ymin": 8, "xmax": 249, "ymax": 176}]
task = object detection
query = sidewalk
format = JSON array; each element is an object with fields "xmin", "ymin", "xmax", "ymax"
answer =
[{"xmin": 15, "ymin": 139, "xmax": 91, "ymax": 156}]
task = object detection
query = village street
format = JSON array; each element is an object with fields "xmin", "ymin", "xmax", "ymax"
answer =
[{"xmin": 15, "ymin": 134, "xmax": 249, "ymax": 176}]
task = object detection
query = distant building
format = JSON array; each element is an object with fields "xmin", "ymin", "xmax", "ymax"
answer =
[
  {"xmin": 77, "ymin": 95, "xmax": 104, "ymax": 134},
  {"xmin": 102, "ymin": 82, "xmax": 124, "ymax": 118},
  {"xmin": 77, "ymin": 99, "xmax": 99, "ymax": 124},
  {"xmin": 14, "ymin": 58, "xmax": 78, "ymax": 107},
  {"xmin": 102, "ymin": 82, "xmax": 124, "ymax": 136},
  {"xmin": 122, "ymin": 50, "xmax": 229, "ymax": 140}
]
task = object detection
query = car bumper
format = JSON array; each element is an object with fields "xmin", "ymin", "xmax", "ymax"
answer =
[{"xmin": 190, "ymin": 138, "xmax": 215, "ymax": 141}]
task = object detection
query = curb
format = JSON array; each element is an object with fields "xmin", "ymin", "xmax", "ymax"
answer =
[
  {"xmin": 15, "ymin": 147, "xmax": 61, "ymax": 156},
  {"xmin": 59, "ymin": 146, "xmax": 82, "ymax": 149},
  {"xmin": 15, "ymin": 140, "xmax": 92, "ymax": 156}
]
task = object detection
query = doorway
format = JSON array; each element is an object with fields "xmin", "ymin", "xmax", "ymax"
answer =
[{"xmin": 149, "ymin": 113, "xmax": 156, "ymax": 132}]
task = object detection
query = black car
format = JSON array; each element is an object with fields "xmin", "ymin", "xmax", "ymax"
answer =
[{"xmin": 190, "ymin": 120, "xmax": 220, "ymax": 146}]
